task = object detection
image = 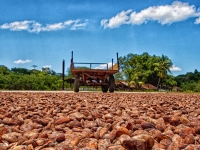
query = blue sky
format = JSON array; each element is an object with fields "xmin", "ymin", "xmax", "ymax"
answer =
[{"xmin": 0, "ymin": 0, "xmax": 200, "ymax": 76}]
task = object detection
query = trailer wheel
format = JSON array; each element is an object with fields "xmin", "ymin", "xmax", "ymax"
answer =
[
  {"xmin": 101, "ymin": 79, "xmax": 108, "ymax": 92},
  {"xmin": 101, "ymin": 85, "xmax": 108, "ymax": 93},
  {"xmin": 109, "ymin": 74, "xmax": 115, "ymax": 93},
  {"xmin": 74, "ymin": 74, "xmax": 80, "ymax": 92}
]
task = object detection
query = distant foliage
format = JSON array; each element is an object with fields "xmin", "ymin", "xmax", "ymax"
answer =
[
  {"xmin": 1, "ymin": 63, "xmax": 200, "ymax": 91},
  {"xmin": 175, "ymin": 69, "xmax": 200, "ymax": 92},
  {"xmin": 0, "ymin": 65, "xmax": 64, "ymax": 90}
]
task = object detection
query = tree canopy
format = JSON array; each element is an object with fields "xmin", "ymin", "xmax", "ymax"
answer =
[
  {"xmin": 118, "ymin": 52, "xmax": 175, "ymax": 89},
  {"xmin": 175, "ymin": 69, "xmax": 200, "ymax": 92}
]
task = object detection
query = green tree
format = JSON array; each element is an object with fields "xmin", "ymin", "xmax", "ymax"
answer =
[
  {"xmin": 42, "ymin": 67, "xmax": 51, "ymax": 74},
  {"xmin": 154, "ymin": 54, "xmax": 173, "ymax": 89},
  {"xmin": 163, "ymin": 74, "xmax": 177, "ymax": 91},
  {"xmin": 114, "ymin": 72, "xmax": 124, "ymax": 81},
  {"xmin": 119, "ymin": 53, "xmax": 156, "ymax": 89},
  {"xmin": 119, "ymin": 53, "xmax": 174, "ymax": 90},
  {"xmin": 175, "ymin": 69, "xmax": 200, "ymax": 92},
  {"xmin": 0, "ymin": 65, "xmax": 10, "ymax": 75},
  {"xmin": 11, "ymin": 67, "xmax": 30, "ymax": 75},
  {"xmin": 0, "ymin": 66, "xmax": 11, "ymax": 89},
  {"xmin": 32, "ymin": 65, "xmax": 37, "ymax": 70}
]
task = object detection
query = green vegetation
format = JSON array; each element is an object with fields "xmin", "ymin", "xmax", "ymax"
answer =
[
  {"xmin": 118, "ymin": 52, "xmax": 176, "ymax": 90},
  {"xmin": 175, "ymin": 69, "xmax": 200, "ymax": 92},
  {"xmin": 0, "ymin": 65, "xmax": 64, "ymax": 90},
  {"xmin": 0, "ymin": 53, "xmax": 200, "ymax": 91}
]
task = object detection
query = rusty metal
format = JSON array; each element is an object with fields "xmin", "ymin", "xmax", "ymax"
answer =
[{"xmin": 65, "ymin": 51, "xmax": 119, "ymax": 92}]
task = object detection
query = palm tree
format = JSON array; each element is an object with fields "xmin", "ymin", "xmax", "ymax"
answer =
[
  {"xmin": 31, "ymin": 65, "xmax": 37, "ymax": 70},
  {"xmin": 123, "ymin": 67, "xmax": 133, "ymax": 89},
  {"xmin": 154, "ymin": 54, "xmax": 173, "ymax": 90}
]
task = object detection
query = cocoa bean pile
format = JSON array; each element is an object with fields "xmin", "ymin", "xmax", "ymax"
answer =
[{"xmin": 0, "ymin": 92, "xmax": 200, "ymax": 150}]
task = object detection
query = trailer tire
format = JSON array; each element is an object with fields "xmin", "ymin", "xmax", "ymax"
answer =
[
  {"xmin": 101, "ymin": 85, "xmax": 108, "ymax": 93},
  {"xmin": 74, "ymin": 75, "xmax": 80, "ymax": 92},
  {"xmin": 109, "ymin": 75, "xmax": 115, "ymax": 93}
]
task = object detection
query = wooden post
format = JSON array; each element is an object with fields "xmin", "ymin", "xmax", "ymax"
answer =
[
  {"xmin": 117, "ymin": 52, "xmax": 119, "ymax": 71},
  {"xmin": 62, "ymin": 60, "xmax": 65, "ymax": 90},
  {"xmin": 82, "ymin": 74, "xmax": 85, "ymax": 83},
  {"xmin": 112, "ymin": 58, "xmax": 113, "ymax": 70},
  {"xmin": 71, "ymin": 51, "xmax": 74, "ymax": 69}
]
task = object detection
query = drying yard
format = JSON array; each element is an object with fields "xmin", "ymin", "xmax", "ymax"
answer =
[{"xmin": 0, "ymin": 91, "xmax": 200, "ymax": 149}]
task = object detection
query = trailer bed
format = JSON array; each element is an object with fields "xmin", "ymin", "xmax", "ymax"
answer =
[{"xmin": 65, "ymin": 51, "xmax": 119, "ymax": 92}]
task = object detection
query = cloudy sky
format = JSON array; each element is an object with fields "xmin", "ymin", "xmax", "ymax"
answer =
[{"xmin": 0, "ymin": 0, "xmax": 200, "ymax": 76}]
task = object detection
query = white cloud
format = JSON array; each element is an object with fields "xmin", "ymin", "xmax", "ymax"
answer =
[
  {"xmin": 130, "ymin": 1, "xmax": 195, "ymax": 25},
  {"xmin": 101, "ymin": 1, "xmax": 199, "ymax": 28},
  {"xmin": 170, "ymin": 65, "xmax": 182, "ymax": 71},
  {"xmin": 195, "ymin": 17, "xmax": 200, "ymax": 24},
  {"xmin": 67, "ymin": 19, "xmax": 88, "ymax": 30},
  {"xmin": 101, "ymin": 10, "xmax": 132, "ymax": 28},
  {"xmin": 64, "ymin": 20, "xmax": 75, "ymax": 26},
  {"xmin": 42, "ymin": 65, "xmax": 51, "ymax": 68},
  {"xmin": 29, "ymin": 22, "xmax": 42, "ymax": 33},
  {"xmin": 0, "ymin": 19, "xmax": 88, "ymax": 33},
  {"xmin": 94, "ymin": 62, "xmax": 112, "ymax": 69},
  {"xmin": 1, "ymin": 20, "xmax": 32, "ymax": 31},
  {"xmin": 42, "ymin": 23, "xmax": 65, "ymax": 31},
  {"xmin": 71, "ymin": 22, "xmax": 88, "ymax": 30},
  {"xmin": 14, "ymin": 59, "xmax": 32, "ymax": 64}
]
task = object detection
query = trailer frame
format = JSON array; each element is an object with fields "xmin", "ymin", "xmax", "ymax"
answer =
[{"xmin": 63, "ymin": 51, "xmax": 119, "ymax": 92}]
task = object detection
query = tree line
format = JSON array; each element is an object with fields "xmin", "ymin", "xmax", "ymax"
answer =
[
  {"xmin": 0, "ymin": 66, "xmax": 64, "ymax": 90},
  {"xmin": 175, "ymin": 69, "xmax": 200, "ymax": 92},
  {"xmin": 0, "ymin": 52, "xmax": 199, "ymax": 91}
]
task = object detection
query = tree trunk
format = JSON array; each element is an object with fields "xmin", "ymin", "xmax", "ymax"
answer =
[{"xmin": 157, "ymin": 77, "xmax": 161, "ymax": 90}]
